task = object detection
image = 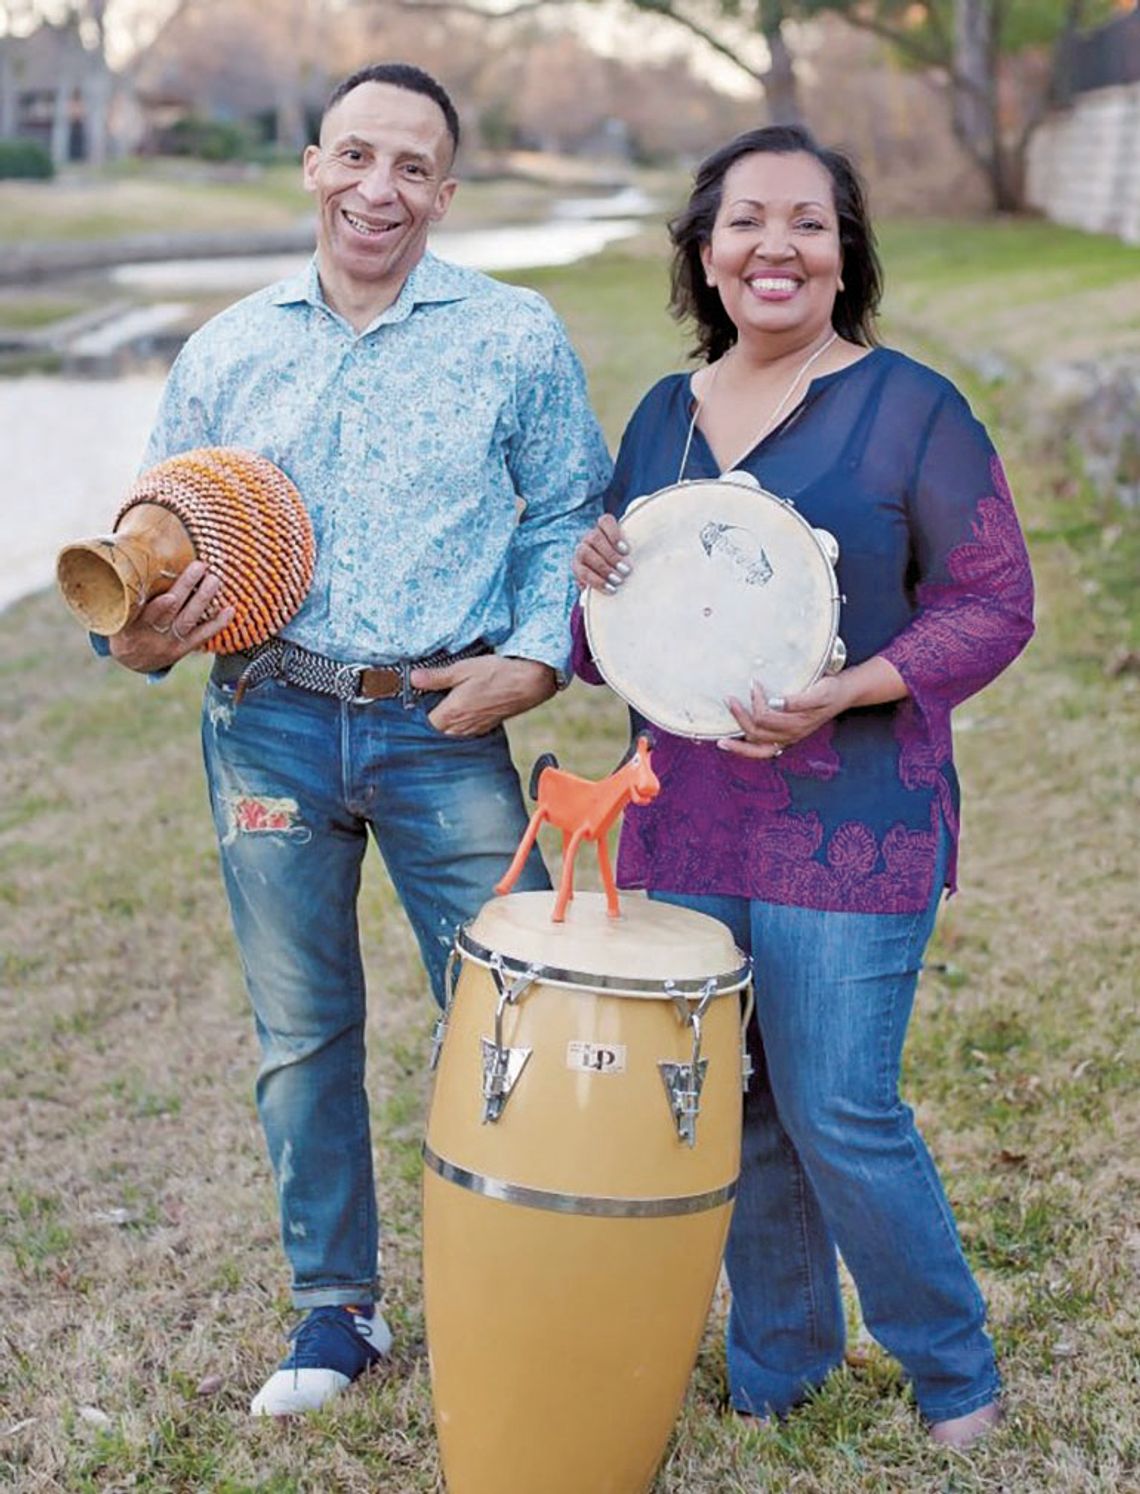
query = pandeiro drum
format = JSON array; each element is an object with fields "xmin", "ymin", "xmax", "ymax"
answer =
[
  {"xmin": 583, "ymin": 472, "xmax": 846, "ymax": 739},
  {"xmin": 423, "ymin": 890, "xmax": 751, "ymax": 1494}
]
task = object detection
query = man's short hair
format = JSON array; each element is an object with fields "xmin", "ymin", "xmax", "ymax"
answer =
[{"xmin": 322, "ymin": 63, "xmax": 460, "ymax": 156}]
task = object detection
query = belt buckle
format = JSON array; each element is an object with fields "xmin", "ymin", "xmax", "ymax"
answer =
[
  {"xmin": 335, "ymin": 662, "xmax": 371, "ymax": 704},
  {"xmin": 346, "ymin": 662, "xmax": 409, "ymax": 704}
]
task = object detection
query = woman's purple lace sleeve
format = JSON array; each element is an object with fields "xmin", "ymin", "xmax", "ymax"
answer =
[
  {"xmin": 570, "ymin": 598, "xmax": 606, "ymax": 684},
  {"xmin": 881, "ymin": 392, "xmax": 1034, "ymax": 769}
]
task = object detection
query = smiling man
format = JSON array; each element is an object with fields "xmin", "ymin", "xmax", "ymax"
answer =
[{"xmin": 103, "ymin": 63, "xmax": 611, "ymax": 1415}]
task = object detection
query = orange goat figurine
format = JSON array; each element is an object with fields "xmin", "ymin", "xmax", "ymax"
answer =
[{"xmin": 495, "ymin": 735, "xmax": 659, "ymax": 922}]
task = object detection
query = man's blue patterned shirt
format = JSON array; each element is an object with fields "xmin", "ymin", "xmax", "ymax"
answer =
[{"xmin": 145, "ymin": 252, "xmax": 611, "ymax": 671}]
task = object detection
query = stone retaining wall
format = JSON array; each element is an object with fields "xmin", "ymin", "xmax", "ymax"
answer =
[{"xmin": 1025, "ymin": 82, "xmax": 1140, "ymax": 244}]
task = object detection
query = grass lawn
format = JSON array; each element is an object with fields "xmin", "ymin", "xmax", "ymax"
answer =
[{"xmin": 0, "ymin": 218, "xmax": 1137, "ymax": 1491}]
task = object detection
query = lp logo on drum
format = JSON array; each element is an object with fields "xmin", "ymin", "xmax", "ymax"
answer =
[{"xmin": 566, "ymin": 1041, "xmax": 627, "ymax": 1075}]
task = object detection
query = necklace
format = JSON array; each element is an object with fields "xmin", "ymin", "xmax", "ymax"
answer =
[{"xmin": 677, "ymin": 329, "xmax": 838, "ymax": 482}]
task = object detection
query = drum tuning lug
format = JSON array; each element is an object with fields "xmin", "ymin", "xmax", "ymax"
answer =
[
  {"xmin": 429, "ymin": 947, "xmax": 461, "ymax": 1071},
  {"xmin": 741, "ymin": 1052, "xmax": 755, "ymax": 1093},
  {"xmin": 429, "ymin": 1015, "xmax": 449, "ymax": 1072},
  {"xmin": 659, "ymin": 1060, "xmax": 709, "ymax": 1147},
  {"xmin": 481, "ymin": 1039, "xmax": 532, "ymax": 1123},
  {"xmin": 826, "ymin": 636, "xmax": 847, "ymax": 675}
]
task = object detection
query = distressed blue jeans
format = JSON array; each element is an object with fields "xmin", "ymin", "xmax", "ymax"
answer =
[
  {"xmin": 651, "ymin": 836, "xmax": 999, "ymax": 1423},
  {"xmin": 201, "ymin": 672, "xmax": 547, "ymax": 1308}
]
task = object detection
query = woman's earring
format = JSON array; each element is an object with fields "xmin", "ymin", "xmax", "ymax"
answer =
[{"xmin": 838, "ymin": 276, "xmax": 845, "ymax": 292}]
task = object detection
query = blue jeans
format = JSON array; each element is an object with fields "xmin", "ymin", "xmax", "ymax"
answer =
[
  {"xmin": 201, "ymin": 674, "xmax": 547, "ymax": 1308},
  {"xmin": 651, "ymin": 838, "xmax": 999, "ymax": 1423}
]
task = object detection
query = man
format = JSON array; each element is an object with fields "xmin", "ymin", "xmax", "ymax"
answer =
[{"xmin": 106, "ymin": 63, "xmax": 611, "ymax": 1416}]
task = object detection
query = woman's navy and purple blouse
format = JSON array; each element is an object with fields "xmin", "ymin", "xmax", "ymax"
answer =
[{"xmin": 571, "ymin": 348, "xmax": 1035, "ymax": 915}]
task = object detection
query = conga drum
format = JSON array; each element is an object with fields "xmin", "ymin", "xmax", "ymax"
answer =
[
  {"xmin": 423, "ymin": 889, "xmax": 751, "ymax": 1494},
  {"xmin": 56, "ymin": 446, "xmax": 314, "ymax": 653},
  {"xmin": 583, "ymin": 472, "xmax": 846, "ymax": 739}
]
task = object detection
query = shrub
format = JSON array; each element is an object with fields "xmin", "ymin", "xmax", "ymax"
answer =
[
  {"xmin": 164, "ymin": 115, "xmax": 255, "ymax": 163},
  {"xmin": 0, "ymin": 138, "xmax": 54, "ymax": 180}
]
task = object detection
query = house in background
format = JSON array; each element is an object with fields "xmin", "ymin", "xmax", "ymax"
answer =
[{"xmin": 0, "ymin": 14, "xmax": 139, "ymax": 167}]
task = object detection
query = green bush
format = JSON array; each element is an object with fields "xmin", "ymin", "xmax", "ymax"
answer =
[
  {"xmin": 164, "ymin": 115, "xmax": 255, "ymax": 163},
  {"xmin": 0, "ymin": 138, "xmax": 54, "ymax": 180}
]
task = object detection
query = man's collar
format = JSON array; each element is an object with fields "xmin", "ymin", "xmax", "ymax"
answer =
[{"xmin": 271, "ymin": 252, "xmax": 473, "ymax": 330}]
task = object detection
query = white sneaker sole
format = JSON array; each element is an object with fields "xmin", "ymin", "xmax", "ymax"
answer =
[{"xmin": 249, "ymin": 1312, "xmax": 393, "ymax": 1417}]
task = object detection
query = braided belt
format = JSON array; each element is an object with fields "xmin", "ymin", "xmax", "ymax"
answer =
[{"xmin": 226, "ymin": 637, "xmax": 491, "ymax": 705}]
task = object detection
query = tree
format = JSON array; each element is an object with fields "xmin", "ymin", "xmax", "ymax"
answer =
[{"xmin": 801, "ymin": 1, "xmax": 1121, "ymax": 209}]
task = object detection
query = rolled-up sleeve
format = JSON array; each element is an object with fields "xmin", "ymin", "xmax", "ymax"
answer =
[{"xmin": 499, "ymin": 304, "xmax": 611, "ymax": 673}]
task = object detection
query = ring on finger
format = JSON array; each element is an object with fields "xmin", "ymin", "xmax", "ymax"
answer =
[
  {"xmin": 149, "ymin": 621, "xmax": 172, "ymax": 635},
  {"xmin": 170, "ymin": 619, "xmax": 190, "ymax": 642},
  {"xmin": 768, "ymin": 696, "xmax": 787, "ymax": 712}
]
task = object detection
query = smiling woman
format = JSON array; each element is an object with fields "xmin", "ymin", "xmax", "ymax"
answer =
[
  {"xmin": 570, "ymin": 122, "xmax": 1035, "ymax": 1451},
  {"xmin": 301, "ymin": 67, "xmax": 459, "ymax": 330}
]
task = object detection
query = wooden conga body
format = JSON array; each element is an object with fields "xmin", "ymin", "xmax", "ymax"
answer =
[{"xmin": 423, "ymin": 890, "xmax": 750, "ymax": 1494}]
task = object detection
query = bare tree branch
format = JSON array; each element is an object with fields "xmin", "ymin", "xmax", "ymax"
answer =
[
  {"xmin": 387, "ymin": 0, "xmax": 566, "ymax": 17},
  {"xmin": 627, "ymin": 0, "xmax": 767, "ymax": 86}
]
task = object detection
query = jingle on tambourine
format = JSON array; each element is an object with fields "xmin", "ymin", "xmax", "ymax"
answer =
[{"xmin": 56, "ymin": 447, "xmax": 315, "ymax": 655}]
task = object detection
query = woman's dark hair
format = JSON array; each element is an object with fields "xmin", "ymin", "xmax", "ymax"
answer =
[
  {"xmin": 669, "ymin": 124, "xmax": 882, "ymax": 363},
  {"xmin": 322, "ymin": 63, "xmax": 460, "ymax": 157}
]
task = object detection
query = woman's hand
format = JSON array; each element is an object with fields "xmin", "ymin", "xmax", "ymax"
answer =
[
  {"xmin": 572, "ymin": 515, "xmax": 631, "ymax": 593},
  {"xmin": 718, "ymin": 677, "xmax": 850, "ymax": 759},
  {"xmin": 719, "ymin": 657, "xmax": 909, "ymax": 759}
]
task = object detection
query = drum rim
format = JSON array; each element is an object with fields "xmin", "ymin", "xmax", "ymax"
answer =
[
  {"xmin": 455, "ymin": 925, "xmax": 751, "ymax": 999},
  {"xmin": 424, "ymin": 1143, "xmax": 738, "ymax": 1217},
  {"xmin": 582, "ymin": 476, "xmax": 841, "ymax": 740}
]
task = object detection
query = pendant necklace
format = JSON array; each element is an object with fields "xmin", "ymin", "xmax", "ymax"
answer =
[{"xmin": 677, "ymin": 329, "xmax": 838, "ymax": 482}]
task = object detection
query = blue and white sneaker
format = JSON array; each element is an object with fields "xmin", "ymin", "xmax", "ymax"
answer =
[{"xmin": 250, "ymin": 1303, "xmax": 393, "ymax": 1416}]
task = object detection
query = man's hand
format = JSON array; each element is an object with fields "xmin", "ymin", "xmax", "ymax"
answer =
[
  {"xmin": 409, "ymin": 655, "xmax": 557, "ymax": 736},
  {"xmin": 108, "ymin": 560, "xmax": 234, "ymax": 674}
]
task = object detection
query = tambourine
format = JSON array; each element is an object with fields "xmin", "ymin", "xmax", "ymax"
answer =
[
  {"xmin": 583, "ymin": 472, "xmax": 846, "ymax": 739},
  {"xmin": 56, "ymin": 447, "xmax": 315, "ymax": 655}
]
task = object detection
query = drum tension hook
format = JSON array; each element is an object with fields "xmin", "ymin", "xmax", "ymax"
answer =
[
  {"xmin": 481, "ymin": 956, "xmax": 539, "ymax": 1124},
  {"xmin": 429, "ymin": 945, "xmax": 461, "ymax": 1072}
]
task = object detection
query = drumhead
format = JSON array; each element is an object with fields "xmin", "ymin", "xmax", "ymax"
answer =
[
  {"xmin": 583, "ymin": 477, "xmax": 840, "ymax": 739},
  {"xmin": 463, "ymin": 891, "xmax": 749, "ymax": 998}
]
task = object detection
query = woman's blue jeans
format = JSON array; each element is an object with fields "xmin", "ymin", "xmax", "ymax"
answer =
[
  {"xmin": 651, "ymin": 840, "xmax": 999, "ymax": 1423},
  {"xmin": 201, "ymin": 674, "xmax": 547, "ymax": 1308}
]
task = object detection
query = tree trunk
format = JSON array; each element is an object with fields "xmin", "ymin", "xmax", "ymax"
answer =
[
  {"xmin": 0, "ymin": 40, "xmax": 16, "ymax": 139},
  {"xmin": 760, "ymin": 2, "xmax": 800, "ymax": 124},
  {"xmin": 51, "ymin": 77, "xmax": 72, "ymax": 167}
]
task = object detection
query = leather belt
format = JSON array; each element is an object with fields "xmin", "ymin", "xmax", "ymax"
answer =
[{"xmin": 211, "ymin": 637, "xmax": 491, "ymax": 705}]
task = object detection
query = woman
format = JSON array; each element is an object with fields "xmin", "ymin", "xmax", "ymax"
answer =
[{"xmin": 571, "ymin": 125, "xmax": 1033, "ymax": 1448}]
